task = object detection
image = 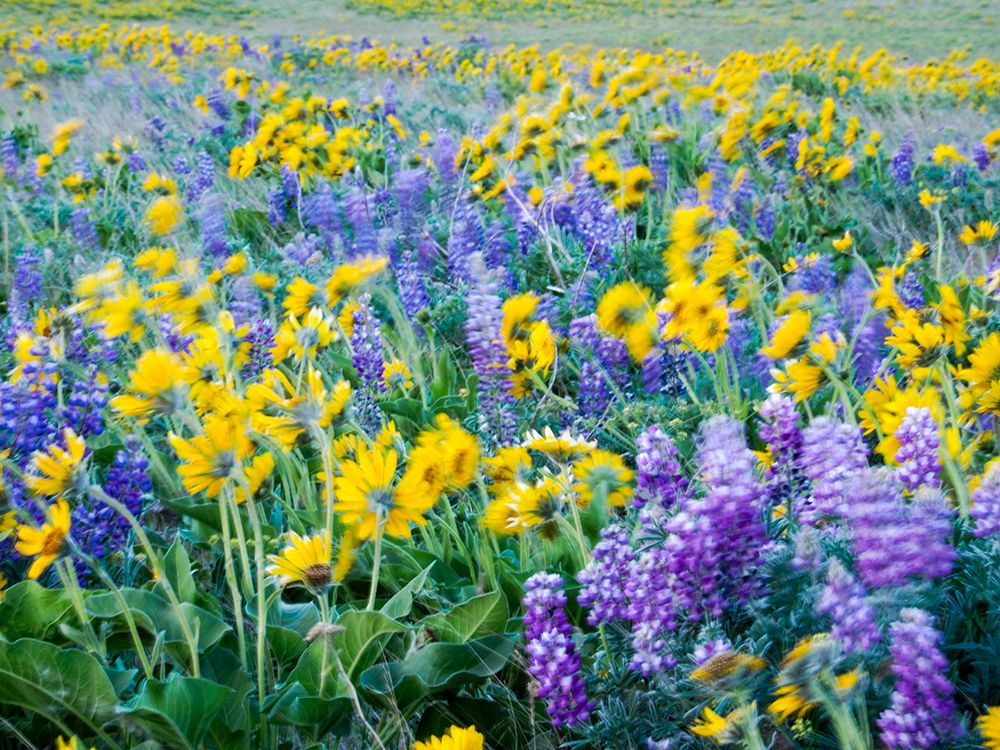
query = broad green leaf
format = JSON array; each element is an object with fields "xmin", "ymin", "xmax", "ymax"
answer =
[
  {"xmin": 420, "ymin": 591, "xmax": 508, "ymax": 644},
  {"xmin": 123, "ymin": 673, "xmax": 233, "ymax": 750},
  {"xmin": 266, "ymin": 682, "xmax": 353, "ymax": 738},
  {"xmin": 0, "ymin": 580, "xmax": 75, "ymax": 641},
  {"xmin": 381, "ymin": 562, "xmax": 435, "ymax": 619},
  {"xmin": 0, "ymin": 638, "xmax": 118, "ymax": 731},
  {"xmin": 359, "ymin": 634, "xmax": 516, "ymax": 716},
  {"xmin": 158, "ymin": 537, "xmax": 197, "ymax": 604},
  {"xmin": 286, "ymin": 610, "xmax": 407, "ymax": 697},
  {"xmin": 86, "ymin": 588, "xmax": 230, "ymax": 661},
  {"xmin": 200, "ymin": 647, "xmax": 253, "ymax": 749}
]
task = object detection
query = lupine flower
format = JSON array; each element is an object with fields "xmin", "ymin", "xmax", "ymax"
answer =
[
  {"xmin": 633, "ymin": 424, "xmax": 686, "ymax": 510},
  {"xmin": 800, "ymin": 417, "xmax": 868, "ymax": 518},
  {"xmin": 522, "ymin": 572, "xmax": 592, "ymax": 727},
  {"xmin": 877, "ymin": 608, "xmax": 961, "ymax": 748},
  {"xmin": 816, "ymin": 560, "xmax": 880, "ymax": 653},
  {"xmin": 971, "ymin": 462, "xmax": 1000, "ymax": 536},
  {"xmin": 577, "ymin": 525, "xmax": 634, "ymax": 625},
  {"xmin": 894, "ymin": 406, "xmax": 941, "ymax": 491}
]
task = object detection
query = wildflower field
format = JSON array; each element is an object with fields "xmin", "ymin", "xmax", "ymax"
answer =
[{"xmin": 0, "ymin": 1, "xmax": 999, "ymax": 748}]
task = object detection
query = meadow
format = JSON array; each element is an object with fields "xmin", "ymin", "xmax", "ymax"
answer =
[{"xmin": 0, "ymin": 1, "xmax": 999, "ymax": 749}]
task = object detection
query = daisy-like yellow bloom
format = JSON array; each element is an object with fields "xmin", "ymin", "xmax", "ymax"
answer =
[
  {"xmin": 760, "ymin": 310, "xmax": 811, "ymax": 360},
  {"xmin": 831, "ymin": 231, "xmax": 853, "ymax": 252},
  {"xmin": 334, "ymin": 442, "xmax": 435, "ymax": 540},
  {"xmin": 283, "ymin": 277, "xmax": 328, "ymax": 318},
  {"xmin": 409, "ymin": 414, "xmax": 481, "ymax": 493},
  {"xmin": 859, "ymin": 375, "xmax": 943, "ymax": 459},
  {"xmin": 15, "ymin": 498, "xmax": 71, "ymax": 579},
  {"xmin": 523, "ymin": 426, "xmax": 596, "ymax": 464},
  {"xmin": 959, "ymin": 220, "xmax": 999, "ymax": 245},
  {"xmin": 932, "ymin": 143, "xmax": 965, "ymax": 165},
  {"xmin": 266, "ymin": 531, "xmax": 332, "ymax": 591},
  {"xmin": 382, "ymin": 358, "xmax": 414, "ymax": 390},
  {"xmin": 27, "ymin": 428, "xmax": 87, "ymax": 498},
  {"xmin": 484, "ymin": 446, "xmax": 532, "ymax": 497},
  {"xmin": 169, "ymin": 418, "xmax": 256, "ymax": 498},
  {"xmin": 978, "ymin": 706, "xmax": 1000, "ymax": 749},
  {"xmin": 145, "ymin": 195, "xmax": 184, "ymax": 236},
  {"xmin": 572, "ymin": 449, "xmax": 634, "ymax": 507},
  {"xmin": 690, "ymin": 705, "xmax": 729, "ymax": 741},
  {"xmin": 596, "ymin": 281, "xmax": 654, "ymax": 339},
  {"xmin": 413, "ymin": 724, "xmax": 484, "ymax": 750},
  {"xmin": 51, "ymin": 118, "xmax": 84, "ymax": 156},
  {"xmin": 690, "ymin": 650, "xmax": 767, "ymax": 684},
  {"xmin": 958, "ymin": 332, "xmax": 1000, "ymax": 416},
  {"xmin": 614, "ymin": 164, "xmax": 653, "ymax": 212},
  {"xmin": 918, "ymin": 189, "xmax": 945, "ymax": 208},
  {"xmin": 248, "ymin": 366, "xmax": 351, "ymax": 449},
  {"xmin": 326, "ymin": 255, "xmax": 389, "ymax": 306},
  {"xmin": 271, "ymin": 307, "xmax": 337, "ymax": 362},
  {"xmin": 55, "ymin": 737, "xmax": 94, "ymax": 750},
  {"xmin": 933, "ymin": 284, "xmax": 968, "ymax": 356},
  {"xmin": 111, "ymin": 348, "xmax": 190, "ymax": 421},
  {"xmin": 502, "ymin": 293, "xmax": 540, "ymax": 344}
]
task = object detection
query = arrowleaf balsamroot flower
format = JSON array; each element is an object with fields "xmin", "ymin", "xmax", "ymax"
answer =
[
  {"xmin": 334, "ymin": 442, "xmax": 436, "ymax": 540},
  {"xmin": 110, "ymin": 347, "xmax": 190, "ymax": 421},
  {"xmin": 412, "ymin": 725, "xmax": 484, "ymax": 750},
  {"xmin": 169, "ymin": 418, "xmax": 258, "ymax": 498},
  {"xmin": 27, "ymin": 427, "xmax": 87, "ymax": 497},
  {"xmin": 15, "ymin": 498, "xmax": 72, "ymax": 579},
  {"xmin": 267, "ymin": 531, "xmax": 333, "ymax": 592}
]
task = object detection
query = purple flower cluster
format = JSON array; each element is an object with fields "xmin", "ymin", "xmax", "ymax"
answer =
[
  {"xmin": 816, "ymin": 560, "xmax": 880, "ymax": 654},
  {"xmin": 633, "ymin": 424, "xmax": 686, "ymax": 511},
  {"xmin": 877, "ymin": 608, "xmax": 960, "ymax": 749},
  {"xmin": 971, "ymin": 462, "xmax": 1000, "ymax": 537},
  {"xmin": 577, "ymin": 524, "xmax": 634, "ymax": 625},
  {"xmin": 522, "ymin": 572, "xmax": 591, "ymax": 728},
  {"xmin": 800, "ymin": 417, "xmax": 868, "ymax": 518},
  {"xmin": 842, "ymin": 470, "xmax": 955, "ymax": 588},
  {"xmin": 569, "ymin": 314, "xmax": 629, "ymax": 420},
  {"xmin": 758, "ymin": 393, "xmax": 803, "ymax": 502},
  {"xmin": 894, "ymin": 406, "xmax": 941, "ymax": 492}
]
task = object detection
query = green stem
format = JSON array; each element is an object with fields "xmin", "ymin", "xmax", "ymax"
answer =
[{"xmin": 366, "ymin": 514, "xmax": 385, "ymax": 610}]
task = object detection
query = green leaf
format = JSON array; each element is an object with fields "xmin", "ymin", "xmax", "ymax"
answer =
[
  {"xmin": 158, "ymin": 537, "xmax": 197, "ymax": 604},
  {"xmin": 0, "ymin": 581, "xmax": 75, "ymax": 641},
  {"xmin": 86, "ymin": 588, "xmax": 230, "ymax": 662},
  {"xmin": 266, "ymin": 682, "xmax": 353, "ymax": 738},
  {"xmin": 420, "ymin": 591, "xmax": 508, "ymax": 644},
  {"xmin": 286, "ymin": 610, "xmax": 407, "ymax": 696},
  {"xmin": 0, "ymin": 638, "xmax": 118, "ymax": 731},
  {"xmin": 359, "ymin": 634, "xmax": 516, "ymax": 715},
  {"xmin": 123, "ymin": 673, "xmax": 234, "ymax": 750},
  {"xmin": 381, "ymin": 562, "xmax": 435, "ymax": 619}
]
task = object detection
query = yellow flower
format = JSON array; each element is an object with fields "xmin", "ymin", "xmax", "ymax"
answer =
[
  {"xmin": 111, "ymin": 348, "xmax": 190, "ymax": 421},
  {"xmin": 522, "ymin": 426, "xmax": 596, "ymax": 464},
  {"xmin": 267, "ymin": 531, "xmax": 333, "ymax": 591},
  {"xmin": 932, "ymin": 143, "xmax": 965, "ymax": 165},
  {"xmin": 957, "ymin": 332, "xmax": 1000, "ymax": 416},
  {"xmin": 409, "ymin": 414, "xmax": 481, "ymax": 494},
  {"xmin": 27, "ymin": 428, "xmax": 87, "ymax": 498},
  {"xmin": 283, "ymin": 277, "xmax": 328, "ymax": 318},
  {"xmin": 483, "ymin": 446, "xmax": 532, "ymax": 497},
  {"xmin": 169, "ymin": 418, "xmax": 256, "ymax": 498},
  {"xmin": 690, "ymin": 650, "xmax": 766, "ymax": 683},
  {"xmin": 248, "ymin": 367, "xmax": 351, "ymax": 449},
  {"xmin": 272, "ymin": 307, "xmax": 337, "ymax": 362},
  {"xmin": 51, "ymin": 119, "xmax": 84, "ymax": 156},
  {"xmin": 55, "ymin": 737, "xmax": 94, "ymax": 750},
  {"xmin": 326, "ymin": 255, "xmax": 389, "ymax": 306},
  {"xmin": 16, "ymin": 498, "xmax": 72, "ymax": 579},
  {"xmin": 413, "ymin": 724, "xmax": 484, "ymax": 750},
  {"xmin": 761, "ymin": 310, "xmax": 811, "ymax": 360},
  {"xmin": 978, "ymin": 706, "xmax": 1000, "ymax": 750},
  {"xmin": 145, "ymin": 195, "xmax": 184, "ymax": 236},
  {"xmin": 959, "ymin": 220, "xmax": 998, "ymax": 245},
  {"xmin": 334, "ymin": 443, "xmax": 435, "ymax": 540},
  {"xmin": 832, "ymin": 231, "xmax": 853, "ymax": 252},
  {"xmin": 572, "ymin": 449, "xmax": 634, "ymax": 507},
  {"xmin": 918, "ymin": 189, "xmax": 945, "ymax": 208},
  {"xmin": 382, "ymin": 358, "xmax": 414, "ymax": 390},
  {"xmin": 691, "ymin": 706, "xmax": 729, "ymax": 741}
]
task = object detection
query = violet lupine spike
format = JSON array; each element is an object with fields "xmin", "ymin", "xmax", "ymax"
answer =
[
  {"xmin": 240, "ymin": 317, "xmax": 275, "ymax": 380},
  {"xmin": 973, "ymin": 143, "xmax": 991, "ymax": 173},
  {"xmin": 877, "ymin": 608, "xmax": 961, "ymax": 749},
  {"xmin": 800, "ymin": 417, "xmax": 868, "ymax": 518},
  {"xmin": 758, "ymin": 393, "xmax": 803, "ymax": 504},
  {"xmin": 633, "ymin": 424, "xmax": 686, "ymax": 511},
  {"xmin": 70, "ymin": 204, "xmax": 100, "ymax": 250},
  {"xmin": 8, "ymin": 247, "xmax": 44, "ymax": 334},
  {"xmin": 816, "ymin": 560, "xmax": 880, "ymax": 654},
  {"xmin": 465, "ymin": 254, "xmax": 515, "ymax": 442},
  {"xmin": 577, "ymin": 525, "xmax": 634, "ymax": 626},
  {"xmin": 570, "ymin": 314, "xmax": 628, "ymax": 419},
  {"xmin": 971, "ymin": 462, "xmax": 1000, "ymax": 537},
  {"xmin": 350, "ymin": 293, "xmax": 384, "ymax": 393},
  {"xmin": 229, "ymin": 276, "xmax": 262, "ymax": 325},
  {"xmin": 890, "ymin": 136, "xmax": 914, "ymax": 187},
  {"xmin": 842, "ymin": 469, "xmax": 955, "ymax": 589},
  {"xmin": 522, "ymin": 572, "xmax": 592, "ymax": 728},
  {"xmin": 200, "ymin": 191, "xmax": 229, "ymax": 260},
  {"xmin": 61, "ymin": 368, "xmax": 109, "ymax": 438},
  {"xmin": 344, "ymin": 185, "xmax": 378, "ymax": 257},
  {"xmin": 303, "ymin": 181, "xmax": 341, "ymax": 250},
  {"xmin": 894, "ymin": 406, "xmax": 941, "ymax": 492}
]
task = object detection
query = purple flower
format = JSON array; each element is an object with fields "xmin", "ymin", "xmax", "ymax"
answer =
[
  {"xmin": 817, "ymin": 560, "xmax": 880, "ymax": 654},
  {"xmin": 877, "ymin": 609, "xmax": 961, "ymax": 749},
  {"xmin": 971, "ymin": 462, "xmax": 1000, "ymax": 537},
  {"xmin": 758, "ymin": 393, "xmax": 803, "ymax": 502},
  {"xmin": 800, "ymin": 417, "xmax": 868, "ymax": 518},
  {"xmin": 522, "ymin": 572, "xmax": 592, "ymax": 728},
  {"xmin": 200, "ymin": 191, "xmax": 228, "ymax": 260},
  {"xmin": 577, "ymin": 524, "xmax": 634, "ymax": 625},
  {"xmin": 894, "ymin": 406, "xmax": 941, "ymax": 492},
  {"xmin": 633, "ymin": 424, "xmax": 686, "ymax": 511},
  {"xmin": 842, "ymin": 470, "xmax": 955, "ymax": 588},
  {"xmin": 890, "ymin": 136, "xmax": 914, "ymax": 187}
]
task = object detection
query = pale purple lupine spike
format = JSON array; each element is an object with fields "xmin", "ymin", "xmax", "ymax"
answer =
[
  {"xmin": 971, "ymin": 463, "xmax": 1000, "ymax": 536},
  {"xmin": 817, "ymin": 559, "xmax": 880, "ymax": 653},
  {"xmin": 894, "ymin": 406, "xmax": 941, "ymax": 492}
]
